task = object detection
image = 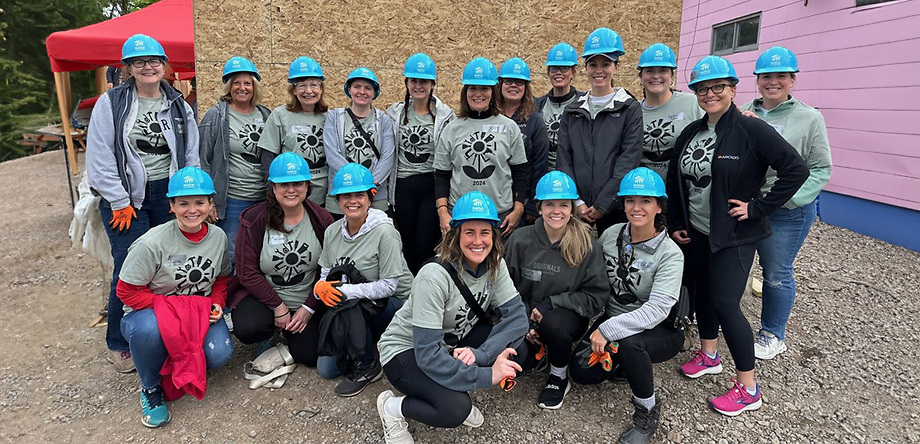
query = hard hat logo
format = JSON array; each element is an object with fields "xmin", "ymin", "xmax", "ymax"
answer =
[
  {"xmin": 654, "ymin": 50, "xmax": 663, "ymax": 59},
  {"xmin": 472, "ymin": 199, "xmax": 484, "ymax": 211},
  {"xmin": 417, "ymin": 62, "xmax": 425, "ymax": 70},
  {"xmin": 342, "ymin": 173, "xmax": 353, "ymax": 185},
  {"xmin": 634, "ymin": 176, "xmax": 646, "ymax": 188},
  {"xmin": 591, "ymin": 36, "xmax": 600, "ymax": 46},
  {"xmin": 700, "ymin": 63, "xmax": 710, "ymax": 75},
  {"xmin": 134, "ymin": 40, "xmax": 144, "ymax": 49},
  {"xmin": 300, "ymin": 62, "xmax": 307, "ymax": 68},
  {"xmin": 556, "ymin": 50, "xmax": 563, "ymax": 57},
  {"xmin": 184, "ymin": 176, "xmax": 194, "ymax": 184},
  {"xmin": 287, "ymin": 163, "xmax": 297, "ymax": 174},
  {"xmin": 475, "ymin": 67, "xmax": 483, "ymax": 76},
  {"xmin": 552, "ymin": 180, "xmax": 563, "ymax": 192}
]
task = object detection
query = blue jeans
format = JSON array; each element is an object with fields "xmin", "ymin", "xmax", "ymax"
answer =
[
  {"xmin": 218, "ymin": 198, "xmax": 260, "ymax": 267},
  {"xmin": 100, "ymin": 178, "xmax": 171, "ymax": 352},
  {"xmin": 121, "ymin": 309, "xmax": 234, "ymax": 390},
  {"xmin": 757, "ymin": 201, "xmax": 817, "ymax": 340},
  {"xmin": 317, "ymin": 296, "xmax": 404, "ymax": 379}
]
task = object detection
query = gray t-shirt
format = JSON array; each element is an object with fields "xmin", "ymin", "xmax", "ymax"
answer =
[
  {"xmin": 227, "ymin": 107, "xmax": 265, "ymax": 201},
  {"xmin": 541, "ymin": 95, "xmax": 579, "ymax": 170},
  {"xmin": 343, "ymin": 112, "xmax": 378, "ymax": 170},
  {"xmin": 433, "ymin": 114, "xmax": 528, "ymax": 213},
  {"xmin": 318, "ymin": 218, "xmax": 413, "ymax": 297},
  {"xmin": 396, "ymin": 109, "xmax": 436, "ymax": 179},
  {"xmin": 260, "ymin": 215, "xmax": 321, "ymax": 310},
  {"xmin": 259, "ymin": 106, "xmax": 328, "ymax": 205},
  {"xmin": 119, "ymin": 222, "xmax": 232, "ymax": 313},
  {"xmin": 641, "ymin": 92, "xmax": 704, "ymax": 179},
  {"xmin": 129, "ymin": 97, "xmax": 171, "ymax": 181},
  {"xmin": 378, "ymin": 260, "xmax": 518, "ymax": 366},
  {"xmin": 680, "ymin": 123, "xmax": 717, "ymax": 235}
]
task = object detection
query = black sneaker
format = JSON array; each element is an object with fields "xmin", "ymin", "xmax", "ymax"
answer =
[
  {"xmin": 537, "ymin": 374, "xmax": 570, "ymax": 410},
  {"xmin": 334, "ymin": 358, "xmax": 382, "ymax": 397}
]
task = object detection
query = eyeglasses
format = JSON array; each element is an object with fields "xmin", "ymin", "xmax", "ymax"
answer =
[
  {"xmin": 548, "ymin": 66, "xmax": 573, "ymax": 73},
  {"xmin": 294, "ymin": 81, "xmax": 323, "ymax": 91},
  {"xmin": 501, "ymin": 78, "xmax": 526, "ymax": 86},
  {"xmin": 130, "ymin": 58, "xmax": 163, "ymax": 68},
  {"xmin": 693, "ymin": 83, "xmax": 733, "ymax": 96}
]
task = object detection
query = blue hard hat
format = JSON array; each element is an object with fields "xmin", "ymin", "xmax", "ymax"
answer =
[
  {"xmin": 269, "ymin": 152, "xmax": 312, "ymax": 183},
  {"xmin": 688, "ymin": 55, "xmax": 739, "ymax": 89},
  {"xmin": 581, "ymin": 28, "xmax": 625, "ymax": 60},
  {"xmin": 462, "ymin": 57, "xmax": 498, "ymax": 86},
  {"xmin": 535, "ymin": 171, "xmax": 579, "ymax": 201},
  {"xmin": 121, "ymin": 34, "xmax": 167, "ymax": 64},
  {"xmin": 546, "ymin": 43, "xmax": 579, "ymax": 67},
  {"xmin": 222, "ymin": 56, "xmax": 261, "ymax": 84},
  {"xmin": 450, "ymin": 191, "xmax": 500, "ymax": 228},
  {"xmin": 404, "ymin": 53, "xmax": 437, "ymax": 80},
  {"xmin": 637, "ymin": 43, "xmax": 677, "ymax": 69},
  {"xmin": 344, "ymin": 67, "xmax": 381, "ymax": 100},
  {"xmin": 754, "ymin": 46, "xmax": 799, "ymax": 75},
  {"xmin": 499, "ymin": 58, "xmax": 532, "ymax": 82},
  {"xmin": 330, "ymin": 163, "xmax": 376, "ymax": 196},
  {"xmin": 618, "ymin": 167, "xmax": 667, "ymax": 198},
  {"xmin": 167, "ymin": 167, "xmax": 216, "ymax": 198},
  {"xmin": 288, "ymin": 56, "xmax": 325, "ymax": 82}
]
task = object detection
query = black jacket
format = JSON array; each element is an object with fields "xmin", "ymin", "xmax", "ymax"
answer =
[
  {"xmin": 509, "ymin": 109, "xmax": 549, "ymax": 218},
  {"xmin": 666, "ymin": 105, "xmax": 809, "ymax": 252}
]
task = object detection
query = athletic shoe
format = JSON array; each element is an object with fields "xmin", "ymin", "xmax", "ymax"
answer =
[
  {"xmin": 754, "ymin": 330, "xmax": 787, "ymax": 360},
  {"xmin": 107, "ymin": 350, "xmax": 135, "ymax": 373},
  {"xmin": 709, "ymin": 379, "xmax": 762, "ymax": 417},
  {"xmin": 377, "ymin": 390, "xmax": 413, "ymax": 444},
  {"xmin": 537, "ymin": 374, "xmax": 571, "ymax": 410},
  {"xmin": 139, "ymin": 386, "xmax": 170, "ymax": 428},
  {"xmin": 462, "ymin": 405, "xmax": 484, "ymax": 428},
  {"xmin": 679, "ymin": 350, "xmax": 723, "ymax": 379},
  {"xmin": 335, "ymin": 358, "xmax": 382, "ymax": 397}
]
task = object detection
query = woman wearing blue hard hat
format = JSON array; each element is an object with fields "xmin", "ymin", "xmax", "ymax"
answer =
[
  {"xmin": 740, "ymin": 47, "xmax": 832, "ymax": 360},
  {"xmin": 504, "ymin": 171, "xmax": 608, "ymax": 410},
  {"xmin": 116, "ymin": 167, "xmax": 232, "ymax": 427},
  {"xmin": 376, "ymin": 191, "xmax": 529, "ymax": 443},
  {"xmin": 535, "ymin": 43, "xmax": 585, "ymax": 171},
  {"xmin": 666, "ymin": 55, "xmax": 808, "ymax": 416},
  {"xmin": 570, "ymin": 167, "xmax": 685, "ymax": 444},
  {"xmin": 86, "ymin": 33, "xmax": 199, "ymax": 373},
  {"xmin": 199, "ymin": 56, "xmax": 272, "ymax": 263},
  {"xmin": 497, "ymin": 57, "xmax": 549, "ymax": 226},
  {"xmin": 556, "ymin": 27, "xmax": 644, "ymax": 236},
  {"xmin": 225, "ymin": 153, "xmax": 335, "ymax": 366},
  {"xmin": 637, "ymin": 43, "xmax": 704, "ymax": 179},
  {"xmin": 258, "ymin": 57, "xmax": 330, "ymax": 207},
  {"xmin": 434, "ymin": 57, "xmax": 529, "ymax": 238},
  {"xmin": 312, "ymin": 163, "xmax": 413, "ymax": 397},
  {"xmin": 385, "ymin": 53, "xmax": 456, "ymax": 274},
  {"xmin": 324, "ymin": 67, "xmax": 396, "ymax": 217}
]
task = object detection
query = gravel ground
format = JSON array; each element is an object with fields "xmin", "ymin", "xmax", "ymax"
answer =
[{"xmin": 1, "ymin": 151, "xmax": 919, "ymax": 443}]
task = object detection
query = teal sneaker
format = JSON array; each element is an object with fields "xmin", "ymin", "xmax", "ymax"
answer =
[{"xmin": 140, "ymin": 386, "xmax": 170, "ymax": 428}]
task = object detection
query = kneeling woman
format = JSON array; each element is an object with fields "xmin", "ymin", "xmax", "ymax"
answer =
[
  {"xmin": 117, "ymin": 167, "xmax": 233, "ymax": 428},
  {"xmin": 569, "ymin": 168, "xmax": 684, "ymax": 444},
  {"xmin": 313, "ymin": 163, "xmax": 413, "ymax": 397},
  {"xmin": 504, "ymin": 171, "xmax": 608, "ymax": 410},
  {"xmin": 376, "ymin": 191, "xmax": 529, "ymax": 443},
  {"xmin": 227, "ymin": 153, "xmax": 334, "ymax": 366}
]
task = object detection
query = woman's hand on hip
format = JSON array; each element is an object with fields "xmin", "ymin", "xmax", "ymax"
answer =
[{"xmin": 727, "ymin": 199, "xmax": 750, "ymax": 221}]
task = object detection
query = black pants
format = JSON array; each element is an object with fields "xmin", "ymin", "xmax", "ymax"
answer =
[
  {"xmin": 569, "ymin": 320, "xmax": 683, "ymax": 398},
  {"xmin": 683, "ymin": 225, "xmax": 757, "ymax": 372},
  {"xmin": 535, "ymin": 306, "xmax": 589, "ymax": 368},
  {"xmin": 383, "ymin": 323, "xmax": 526, "ymax": 428},
  {"xmin": 595, "ymin": 207, "xmax": 628, "ymax": 237},
  {"xmin": 394, "ymin": 173, "xmax": 440, "ymax": 275},
  {"xmin": 231, "ymin": 295, "xmax": 322, "ymax": 367}
]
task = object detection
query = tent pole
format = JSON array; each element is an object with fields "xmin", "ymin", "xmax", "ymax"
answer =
[
  {"xmin": 53, "ymin": 72, "xmax": 79, "ymax": 175},
  {"xmin": 95, "ymin": 67, "xmax": 107, "ymax": 94}
]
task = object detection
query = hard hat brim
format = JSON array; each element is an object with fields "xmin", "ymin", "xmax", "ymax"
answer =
[{"xmin": 270, "ymin": 175, "xmax": 312, "ymax": 184}]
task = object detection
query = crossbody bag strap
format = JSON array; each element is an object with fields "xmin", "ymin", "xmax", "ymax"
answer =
[
  {"xmin": 439, "ymin": 261, "xmax": 490, "ymax": 325},
  {"xmin": 344, "ymin": 108, "xmax": 381, "ymax": 160}
]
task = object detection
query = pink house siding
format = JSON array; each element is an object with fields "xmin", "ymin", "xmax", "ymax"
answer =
[{"xmin": 677, "ymin": 0, "xmax": 920, "ymax": 212}]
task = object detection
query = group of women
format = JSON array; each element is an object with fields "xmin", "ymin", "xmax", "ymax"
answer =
[{"xmin": 86, "ymin": 27, "xmax": 830, "ymax": 442}]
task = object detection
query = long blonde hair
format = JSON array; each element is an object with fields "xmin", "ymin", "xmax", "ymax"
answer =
[
  {"xmin": 435, "ymin": 223, "xmax": 504, "ymax": 282},
  {"xmin": 542, "ymin": 201, "xmax": 594, "ymax": 268}
]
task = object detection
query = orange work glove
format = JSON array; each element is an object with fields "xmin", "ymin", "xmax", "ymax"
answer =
[
  {"xmin": 370, "ymin": 184, "xmax": 379, "ymax": 197},
  {"xmin": 110, "ymin": 206, "xmax": 137, "ymax": 232},
  {"xmin": 315, "ymin": 280, "xmax": 344, "ymax": 308}
]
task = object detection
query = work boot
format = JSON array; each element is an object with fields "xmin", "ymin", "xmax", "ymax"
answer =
[{"xmin": 618, "ymin": 398, "xmax": 661, "ymax": 444}]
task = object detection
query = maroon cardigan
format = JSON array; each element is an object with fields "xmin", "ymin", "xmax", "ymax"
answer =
[{"xmin": 226, "ymin": 200, "xmax": 334, "ymax": 310}]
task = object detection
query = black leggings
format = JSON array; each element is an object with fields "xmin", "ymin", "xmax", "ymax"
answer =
[
  {"xmin": 383, "ymin": 323, "xmax": 526, "ymax": 428},
  {"xmin": 684, "ymin": 226, "xmax": 757, "ymax": 372},
  {"xmin": 536, "ymin": 306, "xmax": 589, "ymax": 368},
  {"xmin": 394, "ymin": 173, "xmax": 440, "ymax": 275},
  {"xmin": 231, "ymin": 295, "xmax": 322, "ymax": 367},
  {"xmin": 569, "ymin": 320, "xmax": 683, "ymax": 398}
]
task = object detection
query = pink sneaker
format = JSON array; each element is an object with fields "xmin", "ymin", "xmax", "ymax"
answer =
[
  {"xmin": 680, "ymin": 350, "xmax": 723, "ymax": 378},
  {"xmin": 710, "ymin": 379, "xmax": 762, "ymax": 416}
]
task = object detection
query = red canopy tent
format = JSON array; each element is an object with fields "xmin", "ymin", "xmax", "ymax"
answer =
[{"xmin": 44, "ymin": 0, "xmax": 195, "ymax": 174}]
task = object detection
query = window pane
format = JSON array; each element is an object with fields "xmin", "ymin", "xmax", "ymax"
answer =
[
  {"xmin": 712, "ymin": 25, "xmax": 734, "ymax": 53},
  {"xmin": 737, "ymin": 17, "xmax": 760, "ymax": 48}
]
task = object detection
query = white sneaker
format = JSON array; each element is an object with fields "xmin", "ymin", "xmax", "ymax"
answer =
[
  {"xmin": 377, "ymin": 390, "xmax": 413, "ymax": 444},
  {"xmin": 462, "ymin": 405, "xmax": 483, "ymax": 428},
  {"xmin": 754, "ymin": 330, "xmax": 787, "ymax": 360}
]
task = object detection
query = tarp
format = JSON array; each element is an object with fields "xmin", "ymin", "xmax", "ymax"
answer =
[{"xmin": 45, "ymin": 0, "xmax": 194, "ymax": 74}]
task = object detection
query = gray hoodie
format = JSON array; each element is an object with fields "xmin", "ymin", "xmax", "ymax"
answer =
[
  {"xmin": 385, "ymin": 97, "xmax": 455, "ymax": 206},
  {"xmin": 323, "ymin": 108, "xmax": 396, "ymax": 211}
]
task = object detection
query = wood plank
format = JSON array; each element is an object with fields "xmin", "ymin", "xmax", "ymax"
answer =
[
  {"xmin": 795, "ymin": 85, "xmax": 920, "ymax": 112},
  {"xmin": 819, "ymin": 108, "xmax": 920, "ymax": 136},
  {"xmin": 826, "ymin": 127, "xmax": 920, "ymax": 158},
  {"xmin": 832, "ymin": 147, "xmax": 920, "ymax": 177},
  {"xmin": 760, "ymin": 4, "xmax": 920, "ymax": 39},
  {"xmin": 826, "ymin": 166, "xmax": 920, "ymax": 208}
]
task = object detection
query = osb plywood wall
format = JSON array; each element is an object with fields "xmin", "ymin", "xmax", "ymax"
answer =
[{"xmin": 194, "ymin": 0, "xmax": 682, "ymax": 114}]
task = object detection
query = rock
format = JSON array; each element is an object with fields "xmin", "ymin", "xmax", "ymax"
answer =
[
  {"xmin": 695, "ymin": 423, "xmax": 704, "ymax": 432},
  {"xmin": 248, "ymin": 430, "xmax": 257, "ymax": 438}
]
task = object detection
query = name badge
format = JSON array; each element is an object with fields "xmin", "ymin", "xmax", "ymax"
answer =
[
  {"xmin": 166, "ymin": 254, "xmax": 187, "ymax": 267},
  {"xmin": 522, "ymin": 268, "xmax": 542, "ymax": 282},
  {"xmin": 634, "ymin": 259, "xmax": 656, "ymax": 273},
  {"xmin": 291, "ymin": 125, "xmax": 310, "ymax": 134},
  {"xmin": 482, "ymin": 124, "xmax": 507, "ymax": 133},
  {"xmin": 768, "ymin": 123, "xmax": 785, "ymax": 135},
  {"xmin": 269, "ymin": 234, "xmax": 286, "ymax": 245},
  {"xmin": 664, "ymin": 112, "xmax": 686, "ymax": 123},
  {"xmin": 254, "ymin": 118, "xmax": 264, "ymax": 126}
]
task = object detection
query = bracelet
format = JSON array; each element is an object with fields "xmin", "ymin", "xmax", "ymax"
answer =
[
  {"xmin": 274, "ymin": 313, "xmax": 289, "ymax": 318},
  {"xmin": 436, "ymin": 204, "xmax": 448, "ymax": 210}
]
